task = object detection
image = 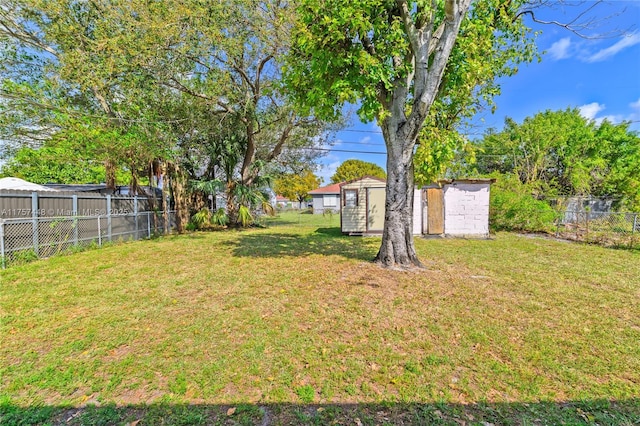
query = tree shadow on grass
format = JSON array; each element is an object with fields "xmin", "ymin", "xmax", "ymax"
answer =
[
  {"xmin": 225, "ymin": 227, "xmax": 379, "ymax": 261},
  {"xmin": 2, "ymin": 399, "xmax": 639, "ymax": 425}
]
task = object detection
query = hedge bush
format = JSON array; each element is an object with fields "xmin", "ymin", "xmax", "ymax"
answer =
[{"xmin": 490, "ymin": 173, "xmax": 558, "ymax": 233}]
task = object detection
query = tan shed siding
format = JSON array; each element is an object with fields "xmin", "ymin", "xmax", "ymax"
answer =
[
  {"xmin": 340, "ymin": 178, "xmax": 385, "ymax": 233},
  {"xmin": 341, "ymin": 205, "xmax": 366, "ymax": 232}
]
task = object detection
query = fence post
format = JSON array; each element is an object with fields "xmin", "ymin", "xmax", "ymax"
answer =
[
  {"xmin": 107, "ymin": 195, "xmax": 112, "ymax": 242},
  {"xmin": 0, "ymin": 219, "xmax": 5, "ymax": 269},
  {"xmin": 97, "ymin": 216, "xmax": 102, "ymax": 247},
  {"xmin": 72, "ymin": 194, "xmax": 79, "ymax": 247},
  {"xmin": 585, "ymin": 210, "xmax": 590, "ymax": 243},
  {"xmin": 134, "ymin": 196, "xmax": 139, "ymax": 240},
  {"xmin": 31, "ymin": 192, "xmax": 39, "ymax": 256},
  {"xmin": 634, "ymin": 214, "xmax": 637, "ymax": 234},
  {"xmin": 147, "ymin": 212, "xmax": 151, "ymax": 238}
]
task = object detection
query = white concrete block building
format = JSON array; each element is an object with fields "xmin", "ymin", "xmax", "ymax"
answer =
[{"xmin": 441, "ymin": 181, "xmax": 492, "ymax": 236}]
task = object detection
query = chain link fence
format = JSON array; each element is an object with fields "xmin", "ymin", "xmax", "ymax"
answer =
[
  {"xmin": 0, "ymin": 211, "xmax": 175, "ymax": 268},
  {"xmin": 555, "ymin": 210, "xmax": 640, "ymax": 248}
]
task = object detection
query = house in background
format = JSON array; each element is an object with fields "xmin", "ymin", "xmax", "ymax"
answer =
[
  {"xmin": 339, "ymin": 177, "xmax": 494, "ymax": 237},
  {"xmin": 308, "ymin": 182, "xmax": 342, "ymax": 214},
  {"xmin": 275, "ymin": 195, "xmax": 299, "ymax": 209}
]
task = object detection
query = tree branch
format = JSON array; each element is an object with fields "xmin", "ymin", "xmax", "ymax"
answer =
[
  {"xmin": 0, "ymin": 13, "xmax": 58, "ymax": 57},
  {"xmin": 255, "ymin": 54, "xmax": 274, "ymax": 97},
  {"xmin": 396, "ymin": 0, "xmax": 419, "ymax": 54},
  {"xmin": 164, "ymin": 78, "xmax": 213, "ymax": 102},
  {"xmin": 265, "ymin": 116, "xmax": 295, "ymax": 163},
  {"xmin": 361, "ymin": 34, "xmax": 376, "ymax": 56},
  {"xmin": 516, "ymin": 0, "xmax": 628, "ymax": 39}
]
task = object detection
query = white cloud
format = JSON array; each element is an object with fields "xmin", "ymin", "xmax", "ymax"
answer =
[
  {"xmin": 598, "ymin": 114, "xmax": 624, "ymax": 125},
  {"xmin": 628, "ymin": 98, "xmax": 640, "ymax": 122},
  {"xmin": 577, "ymin": 100, "xmax": 640, "ymax": 126},
  {"xmin": 548, "ymin": 37, "xmax": 572, "ymax": 60},
  {"xmin": 579, "ymin": 102, "xmax": 606, "ymax": 120},
  {"xmin": 586, "ymin": 32, "xmax": 640, "ymax": 63}
]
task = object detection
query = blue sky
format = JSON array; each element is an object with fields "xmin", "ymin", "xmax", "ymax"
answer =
[{"xmin": 316, "ymin": 1, "xmax": 640, "ymax": 183}]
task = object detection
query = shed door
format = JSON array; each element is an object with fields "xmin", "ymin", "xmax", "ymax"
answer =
[
  {"xmin": 366, "ymin": 187, "xmax": 386, "ymax": 232},
  {"xmin": 426, "ymin": 188, "xmax": 444, "ymax": 235}
]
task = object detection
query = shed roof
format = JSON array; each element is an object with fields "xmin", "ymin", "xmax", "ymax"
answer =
[
  {"xmin": 339, "ymin": 175, "xmax": 386, "ymax": 187},
  {"xmin": 308, "ymin": 182, "xmax": 343, "ymax": 195},
  {"xmin": 438, "ymin": 178, "xmax": 496, "ymax": 185}
]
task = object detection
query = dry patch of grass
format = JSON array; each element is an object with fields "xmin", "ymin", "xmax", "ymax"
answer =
[{"xmin": 1, "ymin": 219, "xmax": 639, "ymax": 424}]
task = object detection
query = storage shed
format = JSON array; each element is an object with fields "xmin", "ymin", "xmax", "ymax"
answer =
[
  {"xmin": 340, "ymin": 177, "xmax": 494, "ymax": 237},
  {"xmin": 340, "ymin": 176, "xmax": 422, "ymax": 235}
]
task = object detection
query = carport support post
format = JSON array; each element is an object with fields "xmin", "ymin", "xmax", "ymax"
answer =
[
  {"xmin": 106, "ymin": 195, "xmax": 112, "ymax": 242},
  {"xmin": 31, "ymin": 192, "xmax": 39, "ymax": 256},
  {"xmin": 72, "ymin": 195, "xmax": 79, "ymax": 247}
]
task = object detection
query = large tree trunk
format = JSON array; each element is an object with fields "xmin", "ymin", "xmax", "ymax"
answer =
[
  {"xmin": 226, "ymin": 181, "xmax": 238, "ymax": 226},
  {"xmin": 129, "ymin": 160, "xmax": 139, "ymax": 196},
  {"xmin": 372, "ymin": 0, "xmax": 471, "ymax": 269},
  {"xmin": 162, "ymin": 168, "xmax": 170, "ymax": 235},
  {"xmin": 105, "ymin": 159, "xmax": 116, "ymax": 190},
  {"xmin": 374, "ymin": 120, "xmax": 423, "ymax": 269},
  {"xmin": 167, "ymin": 162, "xmax": 189, "ymax": 234}
]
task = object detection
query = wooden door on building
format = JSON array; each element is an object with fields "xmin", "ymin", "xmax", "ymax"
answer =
[{"xmin": 425, "ymin": 188, "xmax": 444, "ymax": 235}]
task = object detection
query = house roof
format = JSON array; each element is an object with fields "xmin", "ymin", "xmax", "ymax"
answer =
[
  {"xmin": 308, "ymin": 182, "xmax": 343, "ymax": 195},
  {"xmin": 0, "ymin": 177, "xmax": 59, "ymax": 192}
]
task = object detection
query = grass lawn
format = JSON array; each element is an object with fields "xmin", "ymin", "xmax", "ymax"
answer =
[{"xmin": 1, "ymin": 211, "xmax": 639, "ymax": 425}]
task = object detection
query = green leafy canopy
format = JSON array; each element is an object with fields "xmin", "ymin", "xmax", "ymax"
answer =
[
  {"xmin": 331, "ymin": 159, "xmax": 386, "ymax": 183},
  {"xmin": 285, "ymin": 0, "xmax": 538, "ymax": 125}
]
